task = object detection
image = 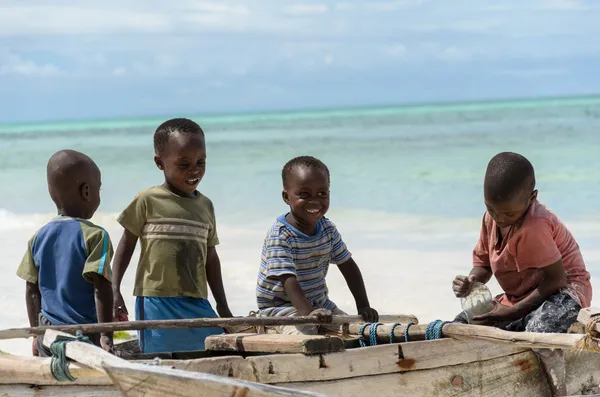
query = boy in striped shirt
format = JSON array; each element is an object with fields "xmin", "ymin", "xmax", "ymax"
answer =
[
  {"xmin": 17, "ymin": 150, "xmax": 114, "ymax": 356},
  {"xmin": 257, "ymin": 156, "xmax": 378, "ymax": 335}
]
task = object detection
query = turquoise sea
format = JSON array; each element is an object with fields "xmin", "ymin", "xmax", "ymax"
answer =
[{"xmin": 1, "ymin": 96, "xmax": 599, "ymax": 354}]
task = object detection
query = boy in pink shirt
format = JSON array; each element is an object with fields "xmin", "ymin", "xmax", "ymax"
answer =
[
  {"xmin": 453, "ymin": 152, "xmax": 591, "ymax": 330},
  {"xmin": 452, "ymin": 152, "xmax": 592, "ymax": 396}
]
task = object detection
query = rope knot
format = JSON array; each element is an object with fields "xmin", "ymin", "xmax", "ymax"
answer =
[{"xmin": 49, "ymin": 330, "xmax": 93, "ymax": 382}]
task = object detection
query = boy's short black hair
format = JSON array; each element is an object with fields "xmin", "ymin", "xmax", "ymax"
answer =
[
  {"xmin": 484, "ymin": 152, "xmax": 536, "ymax": 202},
  {"xmin": 282, "ymin": 156, "xmax": 330, "ymax": 186},
  {"xmin": 154, "ymin": 118, "xmax": 204, "ymax": 154}
]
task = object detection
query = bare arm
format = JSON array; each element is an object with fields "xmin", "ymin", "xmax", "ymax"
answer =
[
  {"xmin": 337, "ymin": 258, "xmax": 370, "ymax": 309},
  {"xmin": 469, "ymin": 266, "xmax": 493, "ymax": 284},
  {"xmin": 474, "ymin": 260, "xmax": 566, "ymax": 322},
  {"xmin": 25, "ymin": 281, "xmax": 41, "ymax": 327},
  {"xmin": 278, "ymin": 274, "xmax": 313, "ymax": 316},
  {"xmin": 89, "ymin": 273, "xmax": 114, "ymax": 339},
  {"xmin": 205, "ymin": 246, "xmax": 233, "ymax": 317},
  {"xmin": 111, "ymin": 229, "xmax": 138, "ymax": 316},
  {"xmin": 512, "ymin": 260, "xmax": 566, "ymax": 317}
]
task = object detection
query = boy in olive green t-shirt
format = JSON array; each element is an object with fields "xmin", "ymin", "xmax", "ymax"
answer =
[{"xmin": 111, "ymin": 118, "xmax": 233, "ymax": 353}]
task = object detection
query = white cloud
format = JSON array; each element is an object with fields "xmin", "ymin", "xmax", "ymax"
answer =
[
  {"xmin": 537, "ymin": 0, "xmax": 598, "ymax": 10},
  {"xmin": 285, "ymin": 4, "xmax": 329, "ymax": 15},
  {"xmin": 0, "ymin": 51, "xmax": 61, "ymax": 76},
  {"xmin": 385, "ymin": 44, "xmax": 407, "ymax": 58},
  {"xmin": 112, "ymin": 67, "xmax": 127, "ymax": 76},
  {"xmin": 437, "ymin": 46, "xmax": 471, "ymax": 62}
]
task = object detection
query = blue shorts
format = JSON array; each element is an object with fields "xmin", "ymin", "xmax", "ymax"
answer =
[{"xmin": 135, "ymin": 296, "xmax": 223, "ymax": 353}]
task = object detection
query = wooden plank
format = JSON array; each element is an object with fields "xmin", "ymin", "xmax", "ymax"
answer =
[
  {"xmin": 276, "ymin": 350, "xmax": 552, "ymax": 397},
  {"xmin": 0, "ymin": 314, "xmax": 417, "ymax": 340},
  {"xmin": 105, "ymin": 364, "xmax": 331, "ymax": 397},
  {"xmin": 169, "ymin": 339, "xmax": 525, "ymax": 384},
  {"xmin": 576, "ymin": 307, "xmax": 600, "ymax": 333},
  {"xmin": 205, "ymin": 333, "xmax": 345, "ymax": 354},
  {"xmin": 0, "ymin": 355, "xmax": 111, "ymax": 386},
  {"xmin": 0, "ymin": 385, "xmax": 120, "ymax": 397},
  {"xmin": 151, "ymin": 356, "xmax": 257, "ymax": 381},
  {"xmin": 348, "ymin": 322, "xmax": 589, "ymax": 350},
  {"xmin": 42, "ymin": 329, "xmax": 331, "ymax": 397}
]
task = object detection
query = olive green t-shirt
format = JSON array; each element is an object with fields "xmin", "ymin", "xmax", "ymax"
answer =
[{"xmin": 117, "ymin": 185, "xmax": 219, "ymax": 298}]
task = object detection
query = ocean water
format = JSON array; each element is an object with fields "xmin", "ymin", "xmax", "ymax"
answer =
[{"xmin": 1, "ymin": 96, "xmax": 599, "ymax": 355}]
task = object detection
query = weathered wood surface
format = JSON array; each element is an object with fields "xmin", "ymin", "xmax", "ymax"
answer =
[
  {"xmin": 205, "ymin": 333, "xmax": 345, "ymax": 354},
  {"xmin": 159, "ymin": 339, "xmax": 526, "ymax": 383},
  {"xmin": 106, "ymin": 364, "xmax": 331, "ymax": 397},
  {"xmin": 348, "ymin": 322, "xmax": 589, "ymax": 351},
  {"xmin": 2, "ymin": 341, "xmax": 600, "ymax": 396},
  {"xmin": 0, "ymin": 355, "xmax": 110, "ymax": 386},
  {"xmin": 278, "ymin": 350, "xmax": 551, "ymax": 397},
  {"xmin": 0, "ymin": 314, "xmax": 418, "ymax": 340},
  {"xmin": 0, "ymin": 385, "xmax": 121, "ymax": 397},
  {"xmin": 41, "ymin": 330, "xmax": 332, "ymax": 397}
]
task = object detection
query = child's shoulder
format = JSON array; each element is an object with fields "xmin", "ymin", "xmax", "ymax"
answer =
[
  {"xmin": 31, "ymin": 216, "xmax": 105, "ymax": 249},
  {"xmin": 522, "ymin": 200, "xmax": 562, "ymax": 230}
]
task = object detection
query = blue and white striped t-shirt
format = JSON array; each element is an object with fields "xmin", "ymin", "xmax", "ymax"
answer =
[{"xmin": 256, "ymin": 214, "xmax": 351, "ymax": 315}]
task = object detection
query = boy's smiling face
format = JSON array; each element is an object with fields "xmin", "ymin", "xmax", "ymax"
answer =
[
  {"xmin": 154, "ymin": 132, "xmax": 206, "ymax": 197},
  {"xmin": 282, "ymin": 165, "xmax": 330, "ymax": 232}
]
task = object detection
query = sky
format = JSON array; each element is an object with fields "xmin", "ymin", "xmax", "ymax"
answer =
[{"xmin": 1, "ymin": 0, "xmax": 600, "ymax": 123}]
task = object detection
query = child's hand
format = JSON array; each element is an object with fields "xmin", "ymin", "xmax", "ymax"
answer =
[
  {"xmin": 308, "ymin": 308, "xmax": 333, "ymax": 323},
  {"xmin": 31, "ymin": 336, "xmax": 39, "ymax": 357},
  {"xmin": 452, "ymin": 274, "xmax": 476, "ymax": 297},
  {"xmin": 100, "ymin": 335, "xmax": 114, "ymax": 354},
  {"xmin": 358, "ymin": 307, "xmax": 379, "ymax": 323},
  {"xmin": 112, "ymin": 290, "xmax": 129, "ymax": 322}
]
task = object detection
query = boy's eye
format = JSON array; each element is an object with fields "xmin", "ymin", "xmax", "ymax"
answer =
[
  {"xmin": 299, "ymin": 192, "xmax": 309, "ymax": 198},
  {"xmin": 197, "ymin": 161, "xmax": 206, "ymax": 167},
  {"xmin": 178, "ymin": 163, "xmax": 189, "ymax": 168},
  {"xmin": 317, "ymin": 192, "xmax": 328, "ymax": 197}
]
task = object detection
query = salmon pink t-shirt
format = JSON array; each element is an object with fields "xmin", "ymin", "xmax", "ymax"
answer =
[{"xmin": 473, "ymin": 200, "xmax": 592, "ymax": 308}]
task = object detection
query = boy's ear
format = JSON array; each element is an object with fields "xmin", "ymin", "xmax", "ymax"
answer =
[
  {"xmin": 154, "ymin": 155, "xmax": 164, "ymax": 170},
  {"xmin": 530, "ymin": 189, "xmax": 538, "ymax": 202},
  {"xmin": 282, "ymin": 190, "xmax": 290, "ymax": 205},
  {"xmin": 80, "ymin": 183, "xmax": 90, "ymax": 201}
]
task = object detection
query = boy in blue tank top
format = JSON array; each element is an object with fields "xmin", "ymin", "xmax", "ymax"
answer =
[{"xmin": 16, "ymin": 150, "xmax": 114, "ymax": 356}]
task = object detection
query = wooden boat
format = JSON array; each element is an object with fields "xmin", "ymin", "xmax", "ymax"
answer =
[{"xmin": 1, "ymin": 311, "xmax": 600, "ymax": 397}]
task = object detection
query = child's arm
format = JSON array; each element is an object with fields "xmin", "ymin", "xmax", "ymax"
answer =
[
  {"xmin": 25, "ymin": 281, "xmax": 41, "ymax": 327},
  {"xmin": 454, "ymin": 215, "xmax": 493, "ymax": 297},
  {"xmin": 111, "ymin": 229, "xmax": 138, "ymax": 319},
  {"xmin": 88, "ymin": 273, "xmax": 114, "ymax": 352},
  {"xmin": 25, "ymin": 281, "xmax": 41, "ymax": 356},
  {"xmin": 474, "ymin": 260, "xmax": 566, "ymax": 323},
  {"xmin": 278, "ymin": 274, "xmax": 314, "ymax": 316},
  {"xmin": 338, "ymin": 258, "xmax": 378, "ymax": 322},
  {"xmin": 205, "ymin": 246, "xmax": 233, "ymax": 318}
]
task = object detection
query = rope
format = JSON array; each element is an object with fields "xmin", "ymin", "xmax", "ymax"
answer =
[
  {"xmin": 369, "ymin": 323, "xmax": 383, "ymax": 346},
  {"xmin": 358, "ymin": 323, "xmax": 370, "ymax": 347},
  {"xmin": 389, "ymin": 323, "xmax": 401, "ymax": 344},
  {"xmin": 49, "ymin": 331, "xmax": 93, "ymax": 382},
  {"xmin": 425, "ymin": 320, "xmax": 449, "ymax": 340},
  {"xmin": 575, "ymin": 315, "xmax": 600, "ymax": 352},
  {"xmin": 404, "ymin": 322, "xmax": 415, "ymax": 342}
]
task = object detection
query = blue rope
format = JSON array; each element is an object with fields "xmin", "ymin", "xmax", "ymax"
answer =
[
  {"xmin": 358, "ymin": 323, "xmax": 370, "ymax": 347},
  {"xmin": 369, "ymin": 323, "xmax": 383, "ymax": 346},
  {"xmin": 50, "ymin": 330, "xmax": 93, "ymax": 382},
  {"xmin": 404, "ymin": 322, "xmax": 415, "ymax": 342},
  {"xmin": 425, "ymin": 320, "xmax": 449, "ymax": 340},
  {"xmin": 389, "ymin": 323, "xmax": 401, "ymax": 344}
]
